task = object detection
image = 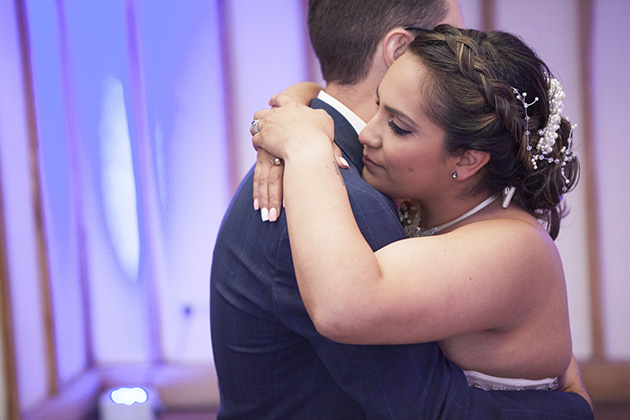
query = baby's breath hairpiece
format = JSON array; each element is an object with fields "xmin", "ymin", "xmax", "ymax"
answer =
[{"xmin": 512, "ymin": 76, "xmax": 577, "ymax": 192}]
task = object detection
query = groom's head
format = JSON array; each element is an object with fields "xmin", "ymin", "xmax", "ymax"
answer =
[{"xmin": 308, "ymin": 0, "xmax": 459, "ymax": 86}]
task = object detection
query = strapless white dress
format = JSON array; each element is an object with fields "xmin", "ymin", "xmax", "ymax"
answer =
[{"xmin": 464, "ymin": 370, "xmax": 558, "ymax": 391}]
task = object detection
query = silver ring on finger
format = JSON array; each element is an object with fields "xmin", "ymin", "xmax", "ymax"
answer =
[
  {"xmin": 273, "ymin": 157, "xmax": 283, "ymax": 166},
  {"xmin": 251, "ymin": 119, "xmax": 261, "ymax": 134}
]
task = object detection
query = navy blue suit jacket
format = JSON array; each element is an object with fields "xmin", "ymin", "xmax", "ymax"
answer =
[{"xmin": 210, "ymin": 98, "xmax": 593, "ymax": 419}]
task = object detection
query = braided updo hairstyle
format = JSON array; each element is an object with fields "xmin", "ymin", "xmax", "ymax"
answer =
[{"xmin": 408, "ymin": 25, "xmax": 579, "ymax": 239}]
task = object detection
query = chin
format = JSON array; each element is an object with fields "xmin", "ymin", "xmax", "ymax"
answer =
[
  {"xmin": 362, "ymin": 170, "xmax": 378, "ymax": 188},
  {"xmin": 366, "ymin": 180, "xmax": 391, "ymax": 197},
  {"xmin": 362, "ymin": 168, "xmax": 398, "ymax": 196}
]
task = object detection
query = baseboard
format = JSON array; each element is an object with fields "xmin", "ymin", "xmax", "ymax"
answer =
[
  {"xmin": 580, "ymin": 360, "xmax": 630, "ymax": 404},
  {"xmin": 20, "ymin": 363, "xmax": 219, "ymax": 420},
  {"xmin": 21, "ymin": 368, "xmax": 101, "ymax": 420},
  {"xmin": 99, "ymin": 363, "xmax": 220, "ymax": 410}
]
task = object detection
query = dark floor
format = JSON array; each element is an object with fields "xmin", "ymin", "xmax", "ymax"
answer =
[
  {"xmin": 155, "ymin": 403, "xmax": 629, "ymax": 420},
  {"xmin": 89, "ymin": 402, "xmax": 630, "ymax": 419},
  {"xmin": 159, "ymin": 412, "xmax": 216, "ymax": 420},
  {"xmin": 92, "ymin": 408, "xmax": 217, "ymax": 420}
]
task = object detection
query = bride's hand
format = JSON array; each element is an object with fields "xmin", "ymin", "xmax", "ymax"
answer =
[
  {"xmin": 252, "ymin": 143, "xmax": 348, "ymax": 222},
  {"xmin": 251, "ymin": 93, "xmax": 348, "ymax": 222},
  {"xmin": 253, "ymin": 148, "xmax": 284, "ymax": 222},
  {"xmin": 252, "ymin": 93, "xmax": 334, "ymax": 158}
]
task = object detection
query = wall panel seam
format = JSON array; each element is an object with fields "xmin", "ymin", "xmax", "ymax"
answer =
[
  {"xmin": 15, "ymin": 0, "xmax": 59, "ymax": 396},
  {"xmin": 578, "ymin": 0, "xmax": 604, "ymax": 360}
]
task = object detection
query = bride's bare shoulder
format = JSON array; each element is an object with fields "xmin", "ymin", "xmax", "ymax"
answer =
[{"xmin": 449, "ymin": 215, "xmax": 563, "ymax": 272}]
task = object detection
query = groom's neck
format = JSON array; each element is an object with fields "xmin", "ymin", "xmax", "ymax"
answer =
[{"xmin": 325, "ymin": 79, "xmax": 379, "ymax": 123}]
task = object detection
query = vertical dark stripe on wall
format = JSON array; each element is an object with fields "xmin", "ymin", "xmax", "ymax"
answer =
[
  {"xmin": 578, "ymin": 0, "xmax": 604, "ymax": 360},
  {"xmin": 217, "ymin": 0, "xmax": 239, "ymax": 196},
  {"xmin": 54, "ymin": 0, "xmax": 95, "ymax": 369},
  {"xmin": 14, "ymin": 0, "xmax": 59, "ymax": 396},
  {"xmin": 481, "ymin": 0, "xmax": 496, "ymax": 31},
  {"xmin": 0, "ymin": 161, "xmax": 19, "ymax": 420}
]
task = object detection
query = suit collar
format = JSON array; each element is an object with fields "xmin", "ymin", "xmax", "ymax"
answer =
[{"xmin": 310, "ymin": 97, "xmax": 365, "ymax": 171}]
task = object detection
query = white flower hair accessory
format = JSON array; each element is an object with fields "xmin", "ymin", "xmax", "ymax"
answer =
[{"xmin": 512, "ymin": 76, "xmax": 577, "ymax": 192}]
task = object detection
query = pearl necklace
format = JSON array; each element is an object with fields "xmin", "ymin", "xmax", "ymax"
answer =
[{"xmin": 410, "ymin": 194, "xmax": 500, "ymax": 237}]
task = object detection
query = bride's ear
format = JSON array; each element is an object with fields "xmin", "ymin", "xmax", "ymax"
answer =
[
  {"xmin": 452, "ymin": 150, "xmax": 490, "ymax": 180},
  {"xmin": 382, "ymin": 28, "xmax": 415, "ymax": 68}
]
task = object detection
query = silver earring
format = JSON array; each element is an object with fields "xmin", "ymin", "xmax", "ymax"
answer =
[{"xmin": 451, "ymin": 171, "xmax": 458, "ymax": 180}]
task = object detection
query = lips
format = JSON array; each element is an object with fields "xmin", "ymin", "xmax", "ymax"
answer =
[{"xmin": 362, "ymin": 153, "xmax": 382, "ymax": 169}]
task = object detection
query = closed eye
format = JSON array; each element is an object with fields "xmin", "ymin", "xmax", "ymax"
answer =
[{"xmin": 388, "ymin": 120, "xmax": 412, "ymax": 136}]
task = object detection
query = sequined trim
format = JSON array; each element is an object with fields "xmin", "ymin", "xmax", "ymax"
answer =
[{"xmin": 464, "ymin": 370, "xmax": 559, "ymax": 391}]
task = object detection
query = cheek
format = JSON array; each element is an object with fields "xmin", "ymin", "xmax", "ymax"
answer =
[
  {"xmin": 395, "ymin": 151, "xmax": 436, "ymax": 189},
  {"xmin": 391, "ymin": 149, "xmax": 422, "ymax": 175},
  {"xmin": 387, "ymin": 156, "xmax": 420, "ymax": 188}
]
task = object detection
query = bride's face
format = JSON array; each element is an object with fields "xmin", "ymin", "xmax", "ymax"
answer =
[{"xmin": 359, "ymin": 54, "xmax": 453, "ymax": 202}]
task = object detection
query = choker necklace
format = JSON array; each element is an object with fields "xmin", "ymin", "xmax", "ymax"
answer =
[{"xmin": 409, "ymin": 194, "xmax": 500, "ymax": 237}]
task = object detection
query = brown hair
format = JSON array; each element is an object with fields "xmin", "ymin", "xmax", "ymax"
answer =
[
  {"xmin": 408, "ymin": 25, "xmax": 579, "ymax": 239},
  {"xmin": 308, "ymin": 0, "xmax": 448, "ymax": 85}
]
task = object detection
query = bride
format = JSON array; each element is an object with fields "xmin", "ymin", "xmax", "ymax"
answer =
[{"xmin": 251, "ymin": 25, "xmax": 579, "ymax": 391}]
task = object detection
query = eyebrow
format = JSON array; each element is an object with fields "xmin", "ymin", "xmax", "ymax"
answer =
[{"xmin": 376, "ymin": 86, "xmax": 419, "ymax": 129}]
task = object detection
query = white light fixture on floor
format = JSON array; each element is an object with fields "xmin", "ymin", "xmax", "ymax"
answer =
[{"xmin": 99, "ymin": 386, "xmax": 159, "ymax": 420}]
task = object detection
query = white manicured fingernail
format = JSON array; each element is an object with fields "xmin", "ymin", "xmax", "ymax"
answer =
[
  {"xmin": 254, "ymin": 198, "xmax": 259, "ymax": 210},
  {"xmin": 338, "ymin": 156, "xmax": 349, "ymax": 168},
  {"xmin": 261, "ymin": 207, "xmax": 269, "ymax": 222},
  {"xmin": 269, "ymin": 207, "xmax": 278, "ymax": 222}
]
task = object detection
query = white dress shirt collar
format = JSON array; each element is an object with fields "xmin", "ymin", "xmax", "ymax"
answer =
[{"xmin": 317, "ymin": 90, "xmax": 366, "ymax": 135}]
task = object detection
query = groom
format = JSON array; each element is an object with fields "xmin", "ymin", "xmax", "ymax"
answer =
[{"xmin": 210, "ymin": 0, "xmax": 593, "ymax": 418}]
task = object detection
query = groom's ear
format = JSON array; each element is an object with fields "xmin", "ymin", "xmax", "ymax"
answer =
[
  {"xmin": 382, "ymin": 28, "xmax": 415, "ymax": 68},
  {"xmin": 453, "ymin": 150, "xmax": 491, "ymax": 180}
]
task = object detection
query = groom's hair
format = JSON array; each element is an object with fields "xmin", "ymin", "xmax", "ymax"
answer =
[{"xmin": 308, "ymin": 0, "xmax": 448, "ymax": 85}]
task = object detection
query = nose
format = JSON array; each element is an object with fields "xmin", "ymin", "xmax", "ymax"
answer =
[{"xmin": 359, "ymin": 120, "xmax": 381, "ymax": 149}]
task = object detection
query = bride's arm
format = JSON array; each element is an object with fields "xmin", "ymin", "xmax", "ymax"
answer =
[
  {"xmin": 253, "ymin": 82, "xmax": 345, "ymax": 221},
  {"xmin": 253, "ymin": 94, "xmax": 380, "ymax": 332},
  {"xmin": 253, "ymin": 81, "xmax": 321, "ymax": 220},
  {"xmin": 282, "ymin": 81, "xmax": 323, "ymax": 104},
  {"xmin": 254, "ymin": 95, "xmax": 546, "ymax": 346}
]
